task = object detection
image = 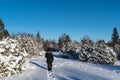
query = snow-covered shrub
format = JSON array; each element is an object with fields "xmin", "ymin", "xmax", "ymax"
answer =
[
  {"xmin": 113, "ymin": 44, "xmax": 120, "ymax": 60},
  {"xmin": 0, "ymin": 38, "xmax": 27, "ymax": 78},
  {"xmin": 60, "ymin": 41, "xmax": 80, "ymax": 59},
  {"xmin": 15, "ymin": 35, "xmax": 43, "ymax": 58},
  {"xmin": 67, "ymin": 50, "xmax": 79, "ymax": 58},
  {"xmin": 79, "ymin": 42, "xmax": 117, "ymax": 64}
]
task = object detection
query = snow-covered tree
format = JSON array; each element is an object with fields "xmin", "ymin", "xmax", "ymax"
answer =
[
  {"xmin": 113, "ymin": 44, "xmax": 120, "ymax": 60},
  {"xmin": 79, "ymin": 42, "xmax": 117, "ymax": 64},
  {"xmin": 0, "ymin": 38, "xmax": 28, "ymax": 78},
  {"xmin": 15, "ymin": 34, "xmax": 43, "ymax": 58},
  {"xmin": 66, "ymin": 41, "xmax": 81, "ymax": 58},
  {"xmin": 58, "ymin": 33, "xmax": 71, "ymax": 51},
  {"xmin": 0, "ymin": 31, "xmax": 45, "ymax": 78},
  {"xmin": 107, "ymin": 27, "xmax": 120, "ymax": 60}
]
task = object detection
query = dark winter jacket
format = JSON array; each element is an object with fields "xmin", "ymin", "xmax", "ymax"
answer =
[{"xmin": 45, "ymin": 51, "xmax": 54, "ymax": 63}]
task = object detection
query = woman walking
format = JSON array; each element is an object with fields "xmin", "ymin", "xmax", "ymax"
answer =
[{"xmin": 45, "ymin": 48, "xmax": 54, "ymax": 72}]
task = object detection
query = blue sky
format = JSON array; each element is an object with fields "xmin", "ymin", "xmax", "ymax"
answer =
[{"xmin": 0, "ymin": 0, "xmax": 120, "ymax": 42}]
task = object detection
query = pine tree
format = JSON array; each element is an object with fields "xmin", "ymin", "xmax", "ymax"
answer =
[
  {"xmin": 81, "ymin": 36, "xmax": 94, "ymax": 46},
  {"xmin": 112, "ymin": 27, "xmax": 119, "ymax": 45},
  {"xmin": 0, "ymin": 18, "xmax": 9, "ymax": 40},
  {"xmin": 0, "ymin": 18, "xmax": 5, "ymax": 31},
  {"xmin": 58, "ymin": 33, "xmax": 71, "ymax": 51},
  {"xmin": 58, "ymin": 37, "xmax": 63, "ymax": 49},
  {"xmin": 4, "ymin": 30, "xmax": 10, "ymax": 38},
  {"xmin": 65, "ymin": 35, "xmax": 71, "ymax": 44},
  {"xmin": 36, "ymin": 31, "xmax": 41, "ymax": 43},
  {"xmin": 109, "ymin": 27, "xmax": 120, "ymax": 60}
]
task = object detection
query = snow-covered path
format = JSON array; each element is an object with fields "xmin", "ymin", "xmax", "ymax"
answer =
[{"xmin": 3, "ymin": 52, "xmax": 120, "ymax": 80}]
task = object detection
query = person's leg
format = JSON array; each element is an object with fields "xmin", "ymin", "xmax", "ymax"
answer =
[
  {"xmin": 50, "ymin": 63, "xmax": 52, "ymax": 71},
  {"xmin": 47, "ymin": 63, "xmax": 49, "ymax": 71},
  {"xmin": 48, "ymin": 63, "xmax": 51, "ymax": 71}
]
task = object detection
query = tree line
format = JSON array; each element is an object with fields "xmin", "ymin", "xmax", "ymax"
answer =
[{"xmin": 0, "ymin": 18, "xmax": 120, "ymax": 60}]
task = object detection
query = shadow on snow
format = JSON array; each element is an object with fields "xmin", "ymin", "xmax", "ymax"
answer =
[{"xmin": 30, "ymin": 61, "xmax": 47, "ymax": 70}]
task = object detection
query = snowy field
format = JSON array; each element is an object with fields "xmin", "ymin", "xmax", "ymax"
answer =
[{"xmin": 3, "ymin": 52, "xmax": 120, "ymax": 80}]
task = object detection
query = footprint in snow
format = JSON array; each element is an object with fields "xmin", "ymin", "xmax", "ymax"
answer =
[{"xmin": 47, "ymin": 71, "xmax": 57, "ymax": 80}]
